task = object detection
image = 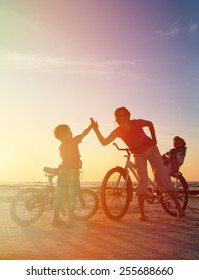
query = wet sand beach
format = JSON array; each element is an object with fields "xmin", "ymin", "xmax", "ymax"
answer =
[{"xmin": 0, "ymin": 186, "xmax": 198, "ymax": 260}]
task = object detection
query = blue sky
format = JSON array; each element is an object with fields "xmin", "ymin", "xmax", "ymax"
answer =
[{"xmin": 0, "ymin": 0, "xmax": 199, "ymax": 181}]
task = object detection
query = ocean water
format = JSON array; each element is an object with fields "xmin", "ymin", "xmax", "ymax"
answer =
[
  {"xmin": 0, "ymin": 181, "xmax": 199, "ymax": 190},
  {"xmin": 0, "ymin": 181, "xmax": 101, "ymax": 190}
]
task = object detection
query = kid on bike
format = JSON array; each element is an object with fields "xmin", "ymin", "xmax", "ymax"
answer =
[{"xmin": 162, "ymin": 136, "xmax": 187, "ymax": 176}]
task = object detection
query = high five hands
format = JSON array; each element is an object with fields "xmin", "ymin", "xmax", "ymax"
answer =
[{"xmin": 90, "ymin": 118, "xmax": 98, "ymax": 131}]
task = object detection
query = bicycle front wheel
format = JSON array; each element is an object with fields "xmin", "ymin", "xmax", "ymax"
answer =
[
  {"xmin": 73, "ymin": 189, "xmax": 99, "ymax": 220},
  {"xmin": 159, "ymin": 175, "xmax": 189, "ymax": 217},
  {"xmin": 101, "ymin": 167, "xmax": 132, "ymax": 221},
  {"xmin": 10, "ymin": 187, "xmax": 45, "ymax": 226}
]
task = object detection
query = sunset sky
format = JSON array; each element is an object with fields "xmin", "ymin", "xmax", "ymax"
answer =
[{"xmin": 0, "ymin": 0, "xmax": 199, "ymax": 182}]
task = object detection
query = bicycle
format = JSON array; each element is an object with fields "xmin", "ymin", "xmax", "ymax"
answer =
[
  {"xmin": 10, "ymin": 167, "xmax": 99, "ymax": 226},
  {"xmin": 100, "ymin": 143, "xmax": 189, "ymax": 221}
]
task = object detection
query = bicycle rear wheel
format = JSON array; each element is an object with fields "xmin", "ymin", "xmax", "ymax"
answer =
[
  {"xmin": 101, "ymin": 167, "xmax": 132, "ymax": 221},
  {"xmin": 10, "ymin": 187, "xmax": 45, "ymax": 226},
  {"xmin": 73, "ymin": 189, "xmax": 99, "ymax": 220},
  {"xmin": 159, "ymin": 175, "xmax": 188, "ymax": 217}
]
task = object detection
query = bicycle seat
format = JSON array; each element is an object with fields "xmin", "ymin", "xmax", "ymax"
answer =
[{"xmin": 43, "ymin": 167, "xmax": 59, "ymax": 176}]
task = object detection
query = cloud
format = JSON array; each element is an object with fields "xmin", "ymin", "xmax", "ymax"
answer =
[
  {"xmin": 156, "ymin": 23, "xmax": 199, "ymax": 39},
  {"xmin": 156, "ymin": 27, "xmax": 182, "ymax": 39},
  {"xmin": 0, "ymin": 50, "xmax": 145, "ymax": 80},
  {"xmin": 188, "ymin": 23, "xmax": 199, "ymax": 33}
]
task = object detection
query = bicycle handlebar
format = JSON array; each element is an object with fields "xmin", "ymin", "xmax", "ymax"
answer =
[
  {"xmin": 113, "ymin": 142, "xmax": 169, "ymax": 159},
  {"xmin": 113, "ymin": 143, "xmax": 131, "ymax": 155}
]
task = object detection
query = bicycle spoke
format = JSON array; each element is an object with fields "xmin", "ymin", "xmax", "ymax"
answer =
[
  {"xmin": 10, "ymin": 188, "xmax": 45, "ymax": 226},
  {"xmin": 101, "ymin": 167, "xmax": 131, "ymax": 220},
  {"xmin": 73, "ymin": 189, "xmax": 99, "ymax": 220},
  {"xmin": 159, "ymin": 175, "xmax": 188, "ymax": 216}
]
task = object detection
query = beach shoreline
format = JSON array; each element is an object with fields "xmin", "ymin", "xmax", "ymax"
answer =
[{"xmin": 0, "ymin": 186, "xmax": 198, "ymax": 260}]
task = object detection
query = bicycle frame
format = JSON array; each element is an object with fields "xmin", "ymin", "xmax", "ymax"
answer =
[
  {"xmin": 43, "ymin": 167, "xmax": 99, "ymax": 210},
  {"xmin": 113, "ymin": 142, "xmax": 187, "ymax": 201},
  {"xmin": 114, "ymin": 143, "xmax": 154, "ymax": 193}
]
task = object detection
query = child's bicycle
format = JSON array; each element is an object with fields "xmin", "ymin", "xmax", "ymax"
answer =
[
  {"xmin": 10, "ymin": 167, "xmax": 99, "ymax": 226},
  {"xmin": 101, "ymin": 143, "xmax": 189, "ymax": 220}
]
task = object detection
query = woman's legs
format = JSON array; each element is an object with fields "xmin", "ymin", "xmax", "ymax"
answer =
[
  {"xmin": 167, "ymin": 189, "xmax": 185, "ymax": 217},
  {"xmin": 134, "ymin": 154, "xmax": 148, "ymax": 220}
]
